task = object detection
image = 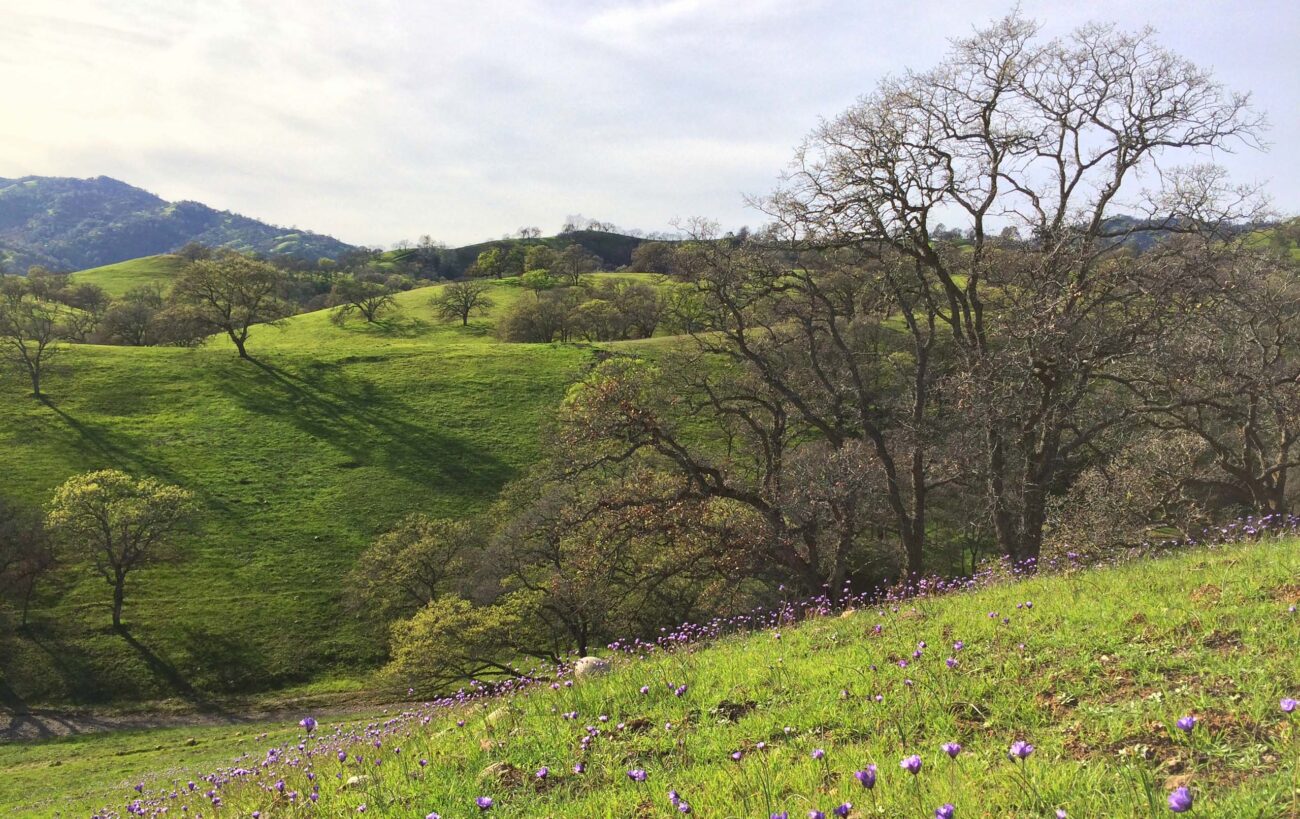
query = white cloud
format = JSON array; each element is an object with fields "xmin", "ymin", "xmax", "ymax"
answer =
[{"xmin": 0, "ymin": 0, "xmax": 1294, "ymax": 247}]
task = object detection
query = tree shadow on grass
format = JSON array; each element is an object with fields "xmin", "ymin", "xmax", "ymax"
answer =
[
  {"xmin": 348, "ymin": 315, "xmax": 432, "ymax": 338},
  {"xmin": 37, "ymin": 398, "xmax": 229, "ymax": 513},
  {"xmin": 117, "ymin": 627, "xmax": 231, "ymax": 718},
  {"xmin": 0, "ymin": 675, "xmax": 57, "ymax": 741},
  {"xmin": 216, "ymin": 357, "xmax": 514, "ymax": 496}
]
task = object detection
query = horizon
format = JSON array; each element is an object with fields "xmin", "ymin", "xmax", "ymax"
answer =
[{"xmin": 1, "ymin": 0, "xmax": 1296, "ymax": 248}]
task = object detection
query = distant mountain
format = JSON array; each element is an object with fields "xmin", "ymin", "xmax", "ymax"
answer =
[{"xmin": 0, "ymin": 175, "xmax": 359, "ymax": 272}]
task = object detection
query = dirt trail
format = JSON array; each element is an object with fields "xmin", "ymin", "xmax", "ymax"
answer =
[{"xmin": 0, "ymin": 697, "xmax": 412, "ymax": 743}]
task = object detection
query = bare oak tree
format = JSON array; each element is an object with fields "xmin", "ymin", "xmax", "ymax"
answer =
[
  {"xmin": 0, "ymin": 277, "xmax": 65, "ymax": 398},
  {"xmin": 433, "ymin": 280, "xmax": 494, "ymax": 326},
  {"xmin": 763, "ymin": 14, "xmax": 1265, "ymax": 564},
  {"xmin": 328, "ymin": 275, "xmax": 397, "ymax": 325}
]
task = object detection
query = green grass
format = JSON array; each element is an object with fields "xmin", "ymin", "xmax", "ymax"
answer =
[
  {"xmin": 0, "ymin": 278, "xmax": 604, "ymax": 705},
  {"xmin": 70, "ymin": 254, "xmax": 189, "ymax": 297},
  {"xmin": 5, "ymin": 538, "xmax": 1297, "ymax": 817}
]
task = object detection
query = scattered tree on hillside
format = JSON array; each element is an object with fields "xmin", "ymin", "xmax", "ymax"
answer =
[
  {"xmin": 328, "ymin": 275, "xmax": 397, "ymax": 324},
  {"xmin": 57, "ymin": 282, "xmax": 110, "ymax": 342},
  {"xmin": 552, "ymin": 244, "xmax": 600, "ymax": 284},
  {"xmin": 523, "ymin": 245, "xmax": 556, "ymax": 273},
  {"xmin": 0, "ymin": 277, "xmax": 65, "ymax": 398},
  {"xmin": 520, "ymin": 268, "xmax": 558, "ymax": 298},
  {"xmin": 630, "ymin": 241, "xmax": 677, "ymax": 275},
  {"xmin": 0, "ymin": 498, "xmax": 55, "ymax": 629},
  {"xmin": 470, "ymin": 246, "xmax": 525, "ymax": 279},
  {"xmin": 176, "ymin": 242, "xmax": 214, "ymax": 263},
  {"xmin": 432, "ymin": 280, "xmax": 495, "ymax": 326},
  {"xmin": 173, "ymin": 252, "xmax": 294, "ymax": 359},
  {"xmin": 497, "ymin": 287, "xmax": 582, "ymax": 342},
  {"xmin": 46, "ymin": 470, "xmax": 194, "ymax": 630},
  {"xmin": 100, "ymin": 285, "xmax": 165, "ymax": 346}
]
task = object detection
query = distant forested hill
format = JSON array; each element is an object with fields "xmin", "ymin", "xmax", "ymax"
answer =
[{"xmin": 0, "ymin": 175, "xmax": 358, "ymax": 272}]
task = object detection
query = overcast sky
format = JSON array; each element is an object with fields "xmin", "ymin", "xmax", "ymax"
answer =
[{"xmin": 1, "ymin": 0, "xmax": 1295, "ymax": 248}]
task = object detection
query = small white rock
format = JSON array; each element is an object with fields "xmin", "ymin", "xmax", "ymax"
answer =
[{"xmin": 573, "ymin": 656, "xmax": 611, "ymax": 678}]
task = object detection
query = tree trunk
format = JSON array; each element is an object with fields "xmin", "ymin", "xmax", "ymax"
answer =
[
  {"xmin": 19, "ymin": 582, "xmax": 34, "ymax": 629},
  {"xmin": 902, "ymin": 520, "xmax": 925, "ymax": 582},
  {"xmin": 231, "ymin": 332, "xmax": 250, "ymax": 359},
  {"xmin": 112, "ymin": 578, "xmax": 125, "ymax": 630}
]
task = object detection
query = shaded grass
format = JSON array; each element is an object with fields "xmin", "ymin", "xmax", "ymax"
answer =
[
  {"xmin": 0, "ymin": 280, "xmax": 596, "ymax": 705},
  {"xmin": 6, "ymin": 539, "xmax": 1296, "ymax": 817}
]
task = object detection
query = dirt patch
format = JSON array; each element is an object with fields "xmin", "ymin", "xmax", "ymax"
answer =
[
  {"xmin": 0, "ymin": 698, "xmax": 424, "ymax": 744},
  {"xmin": 1271, "ymin": 583, "xmax": 1300, "ymax": 605},
  {"xmin": 1201, "ymin": 628, "xmax": 1244, "ymax": 652}
]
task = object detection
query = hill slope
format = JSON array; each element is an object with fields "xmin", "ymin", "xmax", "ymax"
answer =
[
  {"xmin": 0, "ymin": 176, "xmax": 357, "ymax": 272},
  {"xmin": 68, "ymin": 254, "xmax": 189, "ymax": 297},
  {"xmin": 0, "ymin": 279, "xmax": 595, "ymax": 705},
  {"xmin": 3, "ymin": 538, "xmax": 1296, "ymax": 816}
]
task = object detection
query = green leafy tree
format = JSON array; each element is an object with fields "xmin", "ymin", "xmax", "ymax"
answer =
[
  {"xmin": 347, "ymin": 515, "xmax": 477, "ymax": 625},
  {"xmin": 46, "ymin": 470, "xmax": 195, "ymax": 629},
  {"xmin": 173, "ymin": 253, "xmax": 293, "ymax": 359},
  {"xmin": 385, "ymin": 592, "xmax": 547, "ymax": 692},
  {"xmin": 470, "ymin": 247, "xmax": 505, "ymax": 279},
  {"xmin": 520, "ymin": 268, "xmax": 557, "ymax": 298},
  {"xmin": 524, "ymin": 245, "xmax": 556, "ymax": 273}
]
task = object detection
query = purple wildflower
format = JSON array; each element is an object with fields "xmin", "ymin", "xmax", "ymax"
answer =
[
  {"xmin": 1282, "ymin": 698, "xmax": 1296, "ymax": 713},
  {"xmin": 1008, "ymin": 740, "xmax": 1034, "ymax": 761},
  {"xmin": 936, "ymin": 805, "xmax": 956, "ymax": 819},
  {"xmin": 476, "ymin": 796, "xmax": 494, "ymax": 811},
  {"xmin": 1168, "ymin": 787, "xmax": 1193, "ymax": 813},
  {"xmin": 1175, "ymin": 715, "xmax": 1196, "ymax": 732},
  {"xmin": 811, "ymin": 748, "xmax": 826, "ymax": 760},
  {"xmin": 901, "ymin": 754, "xmax": 922, "ymax": 774},
  {"xmin": 627, "ymin": 768, "xmax": 648, "ymax": 782},
  {"xmin": 299, "ymin": 717, "xmax": 317, "ymax": 734}
]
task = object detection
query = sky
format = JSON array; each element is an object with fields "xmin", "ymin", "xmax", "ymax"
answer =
[{"xmin": 0, "ymin": 0, "xmax": 1295, "ymax": 248}]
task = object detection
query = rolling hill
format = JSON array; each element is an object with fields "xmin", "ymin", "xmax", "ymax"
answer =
[
  {"xmin": 0, "ymin": 176, "xmax": 358, "ymax": 273},
  {"xmin": 2, "ymin": 536, "xmax": 1295, "ymax": 816},
  {"xmin": 68, "ymin": 254, "xmax": 190, "ymax": 298},
  {"xmin": 0, "ymin": 278, "xmax": 608, "ymax": 706}
]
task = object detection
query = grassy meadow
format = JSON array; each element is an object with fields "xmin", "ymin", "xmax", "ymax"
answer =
[
  {"xmin": 0, "ymin": 278, "xmax": 601, "ymax": 706},
  {"xmin": 3, "ymin": 538, "xmax": 1296, "ymax": 816},
  {"xmin": 69, "ymin": 255, "xmax": 189, "ymax": 297}
]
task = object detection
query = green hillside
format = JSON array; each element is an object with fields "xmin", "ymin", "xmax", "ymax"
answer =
[
  {"xmin": 0, "ymin": 176, "xmax": 358, "ymax": 272},
  {"xmin": 0, "ymin": 278, "xmax": 601, "ymax": 705},
  {"xmin": 69, "ymin": 254, "xmax": 188, "ymax": 297},
  {"xmin": 4, "ymin": 538, "xmax": 1296, "ymax": 816}
]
